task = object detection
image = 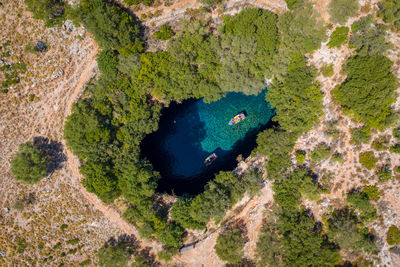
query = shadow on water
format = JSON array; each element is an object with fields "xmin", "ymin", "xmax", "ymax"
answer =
[{"xmin": 141, "ymin": 92, "xmax": 276, "ymax": 196}]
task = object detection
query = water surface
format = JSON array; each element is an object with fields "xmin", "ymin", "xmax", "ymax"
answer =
[{"xmin": 142, "ymin": 90, "xmax": 274, "ymax": 194}]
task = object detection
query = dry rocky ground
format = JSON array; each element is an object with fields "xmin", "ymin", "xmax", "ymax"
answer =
[{"xmin": 1, "ymin": 0, "xmax": 400, "ymax": 266}]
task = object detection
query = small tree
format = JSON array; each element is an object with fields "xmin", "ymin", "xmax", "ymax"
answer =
[
  {"xmin": 97, "ymin": 242, "xmax": 130, "ymax": 267},
  {"xmin": 214, "ymin": 228, "xmax": 244, "ymax": 264},
  {"xmin": 329, "ymin": 0, "xmax": 359, "ymax": 24},
  {"xmin": 11, "ymin": 142, "xmax": 49, "ymax": 184},
  {"xmin": 154, "ymin": 25, "xmax": 174, "ymax": 40}
]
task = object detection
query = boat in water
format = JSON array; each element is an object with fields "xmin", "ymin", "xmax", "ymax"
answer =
[
  {"xmin": 204, "ymin": 153, "xmax": 217, "ymax": 165},
  {"xmin": 229, "ymin": 112, "xmax": 246, "ymax": 125}
]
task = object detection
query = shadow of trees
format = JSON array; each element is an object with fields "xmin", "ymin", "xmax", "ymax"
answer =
[{"xmin": 33, "ymin": 136, "xmax": 66, "ymax": 174}]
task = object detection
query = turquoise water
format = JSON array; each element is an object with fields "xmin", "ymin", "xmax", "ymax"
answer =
[{"xmin": 142, "ymin": 89, "xmax": 274, "ymax": 194}]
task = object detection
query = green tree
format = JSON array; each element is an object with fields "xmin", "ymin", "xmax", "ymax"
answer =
[
  {"xmin": 351, "ymin": 126, "xmax": 371, "ymax": 145},
  {"xmin": 11, "ymin": 142, "xmax": 49, "ymax": 184},
  {"xmin": 378, "ymin": 0, "xmax": 400, "ymax": 31},
  {"xmin": 284, "ymin": 0, "xmax": 303, "ymax": 10},
  {"xmin": 311, "ymin": 144, "xmax": 331, "ymax": 163},
  {"xmin": 359, "ymin": 151, "xmax": 377, "ymax": 170},
  {"xmin": 214, "ymin": 229, "xmax": 244, "ymax": 264},
  {"xmin": 349, "ymin": 15, "xmax": 392, "ymax": 56},
  {"xmin": 255, "ymin": 220, "xmax": 283, "ymax": 267},
  {"xmin": 333, "ymin": 55, "xmax": 398, "ymax": 128},
  {"xmin": 363, "ymin": 185, "xmax": 380, "ymax": 200},
  {"xmin": 170, "ymin": 197, "xmax": 206, "ymax": 230},
  {"xmin": 328, "ymin": 0, "xmax": 359, "ymax": 24},
  {"xmin": 277, "ymin": 208, "xmax": 341, "ymax": 266},
  {"xmin": 273, "ymin": 168, "xmax": 319, "ymax": 207},
  {"xmin": 69, "ymin": 0, "xmax": 142, "ymax": 49},
  {"xmin": 24, "ymin": 0, "xmax": 65, "ymax": 27},
  {"xmin": 97, "ymin": 242, "xmax": 130, "ymax": 267},
  {"xmin": 327, "ymin": 26, "xmax": 349, "ymax": 48}
]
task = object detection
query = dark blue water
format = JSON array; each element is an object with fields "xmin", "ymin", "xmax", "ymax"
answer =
[{"xmin": 141, "ymin": 90, "xmax": 275, "ymax": 195}]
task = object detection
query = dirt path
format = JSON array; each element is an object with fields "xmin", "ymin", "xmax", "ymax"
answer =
[{"xmin": 62, "ymin": 42, "xmax": 140, "ymax": 237}]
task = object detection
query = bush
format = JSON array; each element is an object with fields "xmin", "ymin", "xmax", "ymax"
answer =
[
  {"xmin": 154, "ymin": 25, "xmax": 174, "ymax": 40},
  {"xmin": 171, "ymin": 198, "xmax": 206, "ymax": 230},
  {"xmin": 321, "ymin": 64, "xmax": 334, "ymax": 77},
  {"xmin": 214, "ymin": 229, "xmax": 244, "ymax": 264},
  {"xmin": 295, "ymin": 150, "xmax": 306, "ymax": 165},
  {"xmin": 11, "ymin": 142, "xmax": 49, "ymax": 184},
  {"xmin": 284, "ymin": 0, "xmax": 304, "ymax": 9},
  {"xmin": 393, "ymin": 127, "xmax": 400, "ymax": 140},
  {"xmin": 327, "ymin": 26, "xmax": 349, "ymax": 48},
  {"xmin": 359, "ymin": 151, "xmax": 377, "ymax": 170},
  {"xmin": 387, "ymin": 225, "xmax": 400, "ymax": 245},
  {"xmin": 311, "ymin": 144, "xmax": 331, "ymax": 163},
  {"xmin": 255, "ymin": 218, "xmax": 283, "ymax": 267},
  {"xmin": 329, "ymin": 0, "xmax": 359, "ymax": 24},
  {"xmin": 378, "ymin": 165, "xmax": 392, "ymax": 182},
  {"xmin": 332, "ymin": 152, "xmax": 344, "ymax": 164},
  {"xmin": 363, "ymin": 185, "xmax": 380, "ymax": 200}
]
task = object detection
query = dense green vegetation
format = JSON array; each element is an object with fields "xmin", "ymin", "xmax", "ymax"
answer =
[
  {"xmin": 214, "ymin": 228, "xmax": 244, "ymax": 264},
  {"xmin": 311, "ymin": 144, "xmax": 331, "ymax": 163},
  {"xmin": 11, "ymin": 142, "xmax": 49, "ymax": 184},
  {"xmin": 327, "ymin": 208, "xmax": 376, "ymax": 252},
  {"xmin": 333, "ymin": 55, "xmax": 398, "ymax": 128},
  {"xmin": 24, "ymin": 0, "xmax": 65, "ymax": 27},
  {"xmin": 328, "ymin": 0, "xmax": 359, "ymax": 24},
  {"xmin": 351, "ymin": 126, "xmax": 371, "ymax": 145},
  {"xmin": 267, "ymin": 55, "xmax": 323, "ymax": 135},
  {"xmin": 378, "ymin": 0, "xmax": 400, "ymax": 31},
  {"xmin": 327, "ymin": 26, "xmax": 349, "ymax": 48},
  {"xmin": 273, "ymin": 168, "xmax": 319, "ymax": 207}
]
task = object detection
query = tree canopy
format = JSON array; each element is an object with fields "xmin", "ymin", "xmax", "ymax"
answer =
[
  {"xmin": 24, "ymin": 0, "xmax": 65, "ymax": 27},
  {"xmin": 11, "ymin": 142, "xmax": 49, "ymax": 184},
  {"xmin": 378, "ymin": 0, "xmax": 400, "ymax": 31},
  {"xmin": 214, "ymin": 228, "xmax": 244, "ymax": 264}
]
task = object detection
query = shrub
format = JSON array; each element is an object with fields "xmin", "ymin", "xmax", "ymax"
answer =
[
  {"xmin": 284, "ymin": 0, "xmax": 304, "ymax": 9},
  {"xmin": 311, "ymin": 144, "xmax": 331, "ymax": 163},
  {"xmin": 387, "ymin": 225, "xmax": 400, "ymax": 245},
  {"xmin": 255, "ymin": 219, "xmax": 283, "ymax": 267},
  {"xmin": 329, "ymin": 0, "xmax": 359, "ymax": 24},
  {"xmin": 321, "ymin": 64, "xmax": 334, "ymax": 77},
  {"xmin": 332, "ymin": 152, "xmax": 344, "ymax": 164},
  {"xmin": 154, "ymin": 25, "xmax": 174, "ymax": 40},
  {"xmin": 393, "ymin": 127, "xmax": 400, "ymax": 140},
  {"xmin": 60, "ymin": 224, "xmax": 68, "ymax": 230},
  {"xmin": 372, "ymin": 137, "xmax": 390, "ymax": 151},
  {"xmin": 363, "ymin": 185, "xmax": 380, "ymax": 200},
  {"xmin": 359, "ymin": 151, "xmax": 377, "ymax": 170},
  {"xmin": 378, "ymin": 165, "xmax": 392, "ymax": 182},
  {"xmin": 295, "ymin": 150, "xmax": 306, "ymax": 165},
  {"xmin": 11, "ymin": 142, "xmax": 49, "ymax": 184},
  {"xmin": 327, "ymin": 26, "xmax": 349, "ymax": 48},
  {"xmin": 214, "ymin": 229, "xmax": 244, "ymax": 264}
]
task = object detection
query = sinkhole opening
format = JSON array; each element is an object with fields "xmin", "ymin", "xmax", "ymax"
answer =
[{"xmin": 141, "ymin": 89, "xmax": 276, "ymax": 195}]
